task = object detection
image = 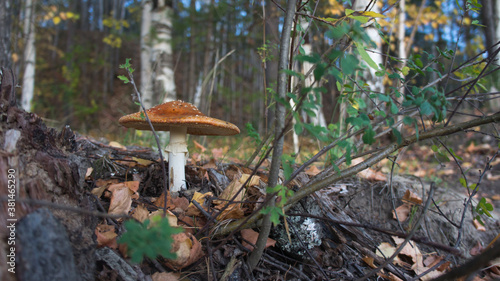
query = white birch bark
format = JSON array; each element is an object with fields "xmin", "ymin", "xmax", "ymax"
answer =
[
  {"xmin": 21, "ymin": 0, "xmax": 35, "ymax": 112},
  {"xmin": 152, "ymin": 1, "xmax": 176, "ymax": 104},
  {"xmin": 140, "ymin": 0, "xmax": 153, "ymax": 108},
  {"xmin": 353, "ymin": 0, "xmax": 384, "ymax": 94},
  {"xmin": 140, "ymin": 0, "xmax": 176, "ymax": 109}
]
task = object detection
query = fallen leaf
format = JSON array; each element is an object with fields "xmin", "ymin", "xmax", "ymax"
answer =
[
  {"xmin": 362, "ymin": 256, "xmax": 376, "ymax": 268},
  {"xmin": 132, "ymin": 157, "xmax": 153, "ymax": 167},
  {"xmin": 486, "ymin": 173, "xmax": 500, "ymax": 181},
  {"xmin": 152, "ymin": 272, "xmax": 180, "ymax": 281},
  {"xmin": 402, "ymin": 189, "xmax": 423, "ymax": 205},
  {"xmin": 186, "ymin": 192, "xmax": 213, "ymax": 217},
  {"xmin": 241, "ymin": 228, "xmax": 276, "ymax": 251},
  {"xmin": 305, "ymin": 165, "xmax": 321, "ymax": 176},
  {"xmin": 95, "ymin": 224, "xmax": 118, "ymax": 249},
  {"xmin": 473, "ymin": 219, "xmax": 486, "ymax": 231},
  {"xmin": 85, "ymin": 167, "xmax": 93, "ymax": 180},
  {"xmin": 108, "ymin": 183, "xmax": 133, "ymax": 215},
  {"xmin": 125, "ymin": 181, "xmax": 140, "ymax": 199},
  {"xmin": 467, "ymin": 143, "xmax": 494, "ymax": 154},
  {"xmin": 149, "ymin": 210, "xmax": 178, "ymax": 227},
  {"xmin": 212, "ymin": 148, "xmax": 224, "ymax": 160},
  {"xmin": 202, "ymin": 158, "xmax": 217, "ymax": 169},
  {"xmin": 163, "ymin": 232, "xmax": 203, "ymax": 270},
  {"xmin": 393, "ymin": 204, "xmax": 410, "ymax": 222},
  {"xmin": 109, "ymin": 141, "xmax": 126, "ymax": 149},
  {"xmin": 212, "ymin": 175, "xmax": 257, "ymax": 220},
  {"xmin": 131, "ymin": 204, "xmax": 150, "ymax": 222}
]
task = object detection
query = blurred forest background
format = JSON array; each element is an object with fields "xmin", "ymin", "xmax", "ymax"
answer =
[{"xmin": 0, "ymin": 0, "xmax": 498, "ymax": 143}]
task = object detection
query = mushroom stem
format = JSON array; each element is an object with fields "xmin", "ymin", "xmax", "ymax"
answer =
[{"xmin": 165, "ymin": 126, "xmax": 188, "ymax": 194}]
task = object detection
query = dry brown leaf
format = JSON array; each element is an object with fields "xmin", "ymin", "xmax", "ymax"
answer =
[
  {"xmin": 108, "ymin": 183, "xmax": 132, "ymax": 215},
  {"xmin": 211, "ymin": 148, "xmax": 224, "ymax": 160},
  {"xmin": 212, "ymin": 175, "xmax": 257, "ymax": 220},
  {"xmin": 95, "ymin": 224, "xmax": 118, "ymax": 249},
  {"xmin": 151, "ymin": 272, "xmax": 180, "ymax": 281},
  {"xmin": 163, "ymin": 232, "xmax": 203, "ymax": 270},
  {"xmin": 149, "ymin": 210, "xmax": 178, "ymax": 227},
  {"xmin": 131, "ymin": 157, "xmax": 153, "ymax": 167},
  {"xmin": 473, "ymin": 219, "xmax": 486, "ymax": 231},
  {"xmin": 241, "ymin": 228, "xmax": 276, "ymax": 251},
  {"xmin": 486, "ymin": 173, "xmax": 500, "ymax": 181},
  {"xmin": 393, "ymin": 204, "xmax": 410, "ymax": 222},
  {"xmin": 362, "ymin": 256, "xmax": 376, "ymax": 268},
  {"xmin": 109, "ymin": 141, "xmax": 126, "ymax": 149},
  {"xmin": 467, "ymin": 142, "xmax": 494, "ymax": 154},
  {"xmin": 125, "ymin": 181, "xmax": 140, "ymax": 199},
  {"xmin": 305, "ymin": 165, "xmax": 321, "ymax": 176},
  {"xmin": 403, "ymin": 189, "xmax": 423, "ymax": 205},
  {"xmin": 186, "ymin": 192, "xmax": 212, "ymax": 217},
  {"xmin": 91, "ymin": 185, "xmax": 108, "ymax": 198},
  {"xmin": 131, "ymin": 204, "xmax": 150, "ymax": 222},
  {"xmin": 85, "ymin": 167, "xmax": 93, "ymax": 180},
  {"xmin": 202, "ymin": 158, "xmax": 217, "ymax": 169}
]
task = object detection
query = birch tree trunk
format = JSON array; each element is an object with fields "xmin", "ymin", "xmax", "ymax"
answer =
[
  {"xmin": 353, "ymin": 0, "xmax": 384, "ymax": 94},
  {"xmin": 21, "ymin": 0, "xmax": 36, "ymax": 112},
  {"xmin": 141, "ymin": 0, "xmax": 176, "ymax": 109}
]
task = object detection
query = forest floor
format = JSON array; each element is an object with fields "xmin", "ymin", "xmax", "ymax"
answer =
[
  {"xmin": 87, "ymin": 116, "xmax": 500, "ymax": 280},
  {"xmin": 1, "ymin": 97, "xmax": 500, "ymax": 280}
]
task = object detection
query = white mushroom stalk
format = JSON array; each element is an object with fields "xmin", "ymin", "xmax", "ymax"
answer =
[
  {"xmin": 119, "ymin": 100, "xmax": 240, "ymax": 197},
  {"xmin": 165, "ymin": 127, "xmax": 188, "ymax": 193}
]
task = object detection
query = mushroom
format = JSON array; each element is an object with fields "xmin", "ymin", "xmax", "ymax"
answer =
[{"xmin": 119, "ymin": 100, "xmax": 240, "ymax": 194}]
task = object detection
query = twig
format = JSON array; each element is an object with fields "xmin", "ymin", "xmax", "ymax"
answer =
[{"xmin": 0, "ymin": 196, "xmax": 129, "ymax": 219}]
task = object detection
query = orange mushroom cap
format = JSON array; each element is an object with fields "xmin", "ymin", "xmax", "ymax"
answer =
[{"xmin": 119, "ymin": 100, "xmax": 240, "ymax": 136}]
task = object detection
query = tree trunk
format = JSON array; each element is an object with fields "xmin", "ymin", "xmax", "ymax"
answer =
[
  {"xmin": 263, "ymin": 0, "xmax": 279, "ymax": 133},
  {"xmin": 197, "ymin": 0, "xmax": 215, "ymax": 112},
  {"xmin": 141, "ymin": 0, "xmax": 177, "ymax": 108},
  {"xmin": 187, "ymin": 0, "xmax": 197, "ymax": 102},
  {"xmin": 0, "ymin": 0, "xmax": 12, "ymax": 68},
  {"xmin": 140, "ymin": 0, "xmax": 153, "ymax": 107},
  {"xmin": 21, "ymin": 0, "xmax": 36, "ymax": 112},
  {"xmin": 353, "ymin": 0, "xmax": 384, "ymax": 94}
]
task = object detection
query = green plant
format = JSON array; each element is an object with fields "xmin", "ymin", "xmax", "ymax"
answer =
[{"xmin": 118, "ymin": 217, "xmax": 183, "ymax": 263}]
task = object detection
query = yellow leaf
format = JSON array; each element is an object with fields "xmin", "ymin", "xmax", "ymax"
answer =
[
  {"xmin": 360, "ymin": 11, "xmax": 386, "ymax": 18},
  {"xmin": 53, "ymin": 16, "xmax": 61, "ymax": 25},
  {"xmin": 402, "ymin": 66, "xmax": 410, "ymax": 76},
  {"xmin": 66, "ymin": 12, "xmax": 75, "ymax": 19}
]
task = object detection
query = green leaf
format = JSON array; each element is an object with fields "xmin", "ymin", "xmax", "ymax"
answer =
[
  {"xmin": 118, "ymin": 218, "xmax": 183, "ymax": 263},
  {"xmin": 420, "ymin": 101, "xmax": 433, "ymax": 115},
  {"xmin": 390, "ymin": 102, "xmax": 398, "ymax": 114},
  {"xmin": 449, "ymin": 147, "xmax": 463, "ymax": 161},
  {"xmin": 355, "ymin": 41, "xmax": 379, "ymax": 70},
  {"xmin": 349, "ymin": 15, "xmax": 369, "ymax": 23},
  {"xmin": 360, "ymin": 11, "xmax": 386, "ymax": 18},
  {"xmin": 341, "ymin": 54, "xmax": 358, "ymax": 76},
  {"xmin": 345, "ymin": 9, "xmax": 355, "ymax": 15},
  {"xmin": 362, "ymin": 127, "xmax": 375, "ymax": 144},
  {"xmin": 392, "ymin": 128, "xmax": 402, "ymax": 145},
  {"xmin": 294, "ymin": 122, "xmax": 303, "ymax": 135},
  {"xmin": 401, "ymin": 66, "xmax": 410, "ymax": 76},
  {"xmin": 261, "ymin": 206, "xmax": 284, "ymax": 226},
  {"xmin": 459, "ymin": 177, "xmax": 467, "ymax": 188},
  {"xmin": 403, "ymin": 116, "xmax": 414, "ymax": 125},
  {"xmin": 117, "ymin": 75, "xmax": 130, "ymax": 84}
]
